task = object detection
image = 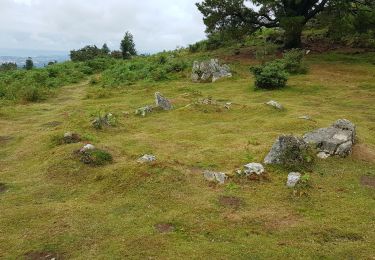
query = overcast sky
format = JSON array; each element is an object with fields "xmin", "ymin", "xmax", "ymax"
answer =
[{"xmin": 0, "ymin": 0, "xmax": 207, "ymax": 56}]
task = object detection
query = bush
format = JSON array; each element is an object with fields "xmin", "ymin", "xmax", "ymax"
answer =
[
  {"xmin": 251, "ymin": 61, "xmax": 288, "ymax": 89},
  {"xmin": 282, "ymin": 49, "xmax": 308, "ymax": 74},
  {"xmin": 79, "ymin": 149, "xmax": 113, "ymax": 166}
]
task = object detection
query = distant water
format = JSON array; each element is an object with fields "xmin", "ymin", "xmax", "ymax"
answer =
[{"xmin": 0, "ymin": 55, "xmax": 70, "ymax": 68}]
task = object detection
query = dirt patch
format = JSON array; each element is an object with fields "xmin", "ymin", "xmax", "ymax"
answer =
[
  {"xmin": 41, "ymin": 121, "xmax": 62, "ymax": 128},
  {"xmin": 360, "ymin": 176, "xmax": 375, "ymax": 188},
  {"xmin": 24, "ymin": 251, "xmax": 62, "ymax": 260},
  {"xmin": 0, "ymin": 183, "xmax": 7, "ymax": 193},
  {"xmin": 155, "ymin": 223, "xmax": 175, "ymax": 233},
  {"xmin": 352, "ymin": 144, "xmax": 375, "ymax": 163},
  {"xmin": 0, "ymin": 136, "xmax": 13, "ymax": 145},
  {"xmin": 218, "ymin": 195, "xmax": 243, "ymax": 210}
]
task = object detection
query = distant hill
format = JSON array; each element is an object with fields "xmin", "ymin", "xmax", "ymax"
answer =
[{"xmin": 0, "ymin": 55, "xmax": 69, "ymax": 68}]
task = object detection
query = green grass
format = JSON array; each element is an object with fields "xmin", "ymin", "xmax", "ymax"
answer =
[{"xmin": 0, "ymin": 49, "xmax": 374, "ymax": 259}]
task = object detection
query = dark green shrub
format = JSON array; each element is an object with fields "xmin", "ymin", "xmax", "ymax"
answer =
[
  {"xmin": 282, "ymin": 49, "xmax": 308, "ymax": 74},
  {"xmin": 20, "ymin": 86, "xmax": 47, "ymax": 102},
  {"xmin": 80, "ymin": 149, "xmax": 113, "ymax": 166},
  {"xmin": 251, "ymin": 61, "xmax": 288, "ymax": 89}
]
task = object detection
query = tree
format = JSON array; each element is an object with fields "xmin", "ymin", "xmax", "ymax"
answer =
[
  {"xmin": 120, "ymin": 31, "xmax": 137, "ymax": 59},
  {"xmin": 0, "ymin": 62, "xmax": 17, "ymax": 72},
  {"xmin": 25, "ymin": 57, "xmax": 34, "ymax": 70},
  {"xmin": 70, "ymin": 45, "xmax": 104, "ymax": 62},
  {"xmin": 102, "ymin": 43, "xmax": 110, "ymax": 55},
  {"xmin": 196, "ymin": 0, "xmax": 373, "ymax": 49}
]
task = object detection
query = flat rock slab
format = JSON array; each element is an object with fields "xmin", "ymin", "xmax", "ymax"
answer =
[
  {"xmin": 41, "ymin": 121, "xmax": 62, "ymax": 128},
  {"xmin": 304, "ymin": 119, "xmax": 356, "ymax": 158},
  {"xmin": 155, "ymin": 223, "xmax": 175, "ymax": 233},
  {"xmin": 360, "ymin": 176, "xmax": 375, "ymax": 188}
]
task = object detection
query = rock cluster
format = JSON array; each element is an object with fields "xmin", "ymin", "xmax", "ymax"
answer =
[
  {"xmin": 243, "ymin": 163, "xmax": 265, "ymax": 176},
  {"xmin": 303, "ymin": 119, "xmax": 356, "ymax": 158},
  {"xmin": 192, "ymin": 59, "xmax": 232, "ymax": 83}
]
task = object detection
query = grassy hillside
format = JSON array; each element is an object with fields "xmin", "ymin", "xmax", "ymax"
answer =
[{"xmin": 0, "ymin": 48, "xmax": 375, "ymax": 259}]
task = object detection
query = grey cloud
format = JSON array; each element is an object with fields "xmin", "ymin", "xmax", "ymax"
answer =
[{"xmin": 0, "ymin": 0, "xmax": 206, "ymax": 55}]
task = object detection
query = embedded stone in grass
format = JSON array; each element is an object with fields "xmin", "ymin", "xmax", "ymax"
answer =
[
  {"xmin": 304, "ymin": 119, "xmax": 356, "ymax": 157},
  {"xmin": 266, "ymin": 100, "xmax": 284, "ymax": 110},
  {"xmin": 155, "ymin": 92, "xmax": 172, "ymax": 110},
  {"xmin": 360, "ymin": 176, "xmax": 375, "ymax": 188},
  {"xmin": 298, "ymin": 115, "xmax": 313, "ymax": 121},
  {"xmin": 24, "ymin": 251, "xmax": 62, "ymax": 260},
  {"xmin": 317, "ymin": 152, "xmax": 330, "ymax": 159},
  {"xmin": 63, "ymin": 132, "xmax": 81, "ymax": 144},
  {"xmin": 0, "ymin": 183, "xmax": 7, "ymax": 193},
  {"xmin": 155, "ymin": 223, "xmax": 175, "ymax": 233},
  {"xmin": 286, "ymin": 172, "xmax": 301, "ymax": 188},
  {"xmin": 42, "ymin": 121, "xmax": 62, "ymax": 128},
  {"xmin": 218, "ymin": 195, "xmax": 243, "ymax": 210},
  {"xmin": 243, "ymin": 163, "xmax": 265, "ymax": 176},
  {"xmin": 137, "ymin": 154, "xmax": 156, "ymax": 163},
  {"xmin": 80, "ymin": 144, "xmax": 95, "ymax": 153},
  {"xmin": 0, "ymin": 136, "xmax": 13, "ymax": 145},
  {"xmin": 135, "ymin": 106, "xmax": 153, "ymax": 117},
  {"xmin": 203, "ymin": 171, "xmax": 228, "ymax": 185},
  {"xmin": 76, "ymin": 144, "xmax": 112, "ymax": 166},
  {"xmin": 264, "ymin": 135, "xmax": 312, "ymax": 168}
]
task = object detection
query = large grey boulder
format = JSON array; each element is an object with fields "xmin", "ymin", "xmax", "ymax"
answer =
[
  {"xmin": 303, "ymin": 119, "xmax": 356, "ymax": 158},
  {"xmin": 192, "ymin": 59, "xmax": 232, "ymax": 83},
  {"xmin": 155, "ymin": 92, "xmax": 172, "ymax": 110},
  {"xmin": 264, "ymin": 135, "xmax": 310, "ymax": 165}
]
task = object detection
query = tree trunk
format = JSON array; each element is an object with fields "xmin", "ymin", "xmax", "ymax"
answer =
[{"xmin": 281, "ymin": 16, "xmax": 305, "ymax": 49}]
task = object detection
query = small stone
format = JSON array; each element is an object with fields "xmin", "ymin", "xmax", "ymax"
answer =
[
  {"xmin": 266, "ymin": 100, "xmax": 284, "ymax": 110},
  {"xmin": 137, "ymin": 154, "xmax": 156, "ymax": 163},
  {"xmin": 80, "ymin": 144, "xmax": 95, "ymax": 153},
  {"xmin": 317, "ymin": 152, "xmax": 330, "ymax": 159},
  {"xmin": 64, "ymin": 132, "xmax": 73, "ymax": 138},
  {"xmin": 203, "ymin": 171, "xmax": 228, "ymax": 185},
  {"xmin": 135, "ymin": 106, "xmax": 153, "ymax": 117},
  {"xmin": 298, "ymin": 115, "xmax": 312, "ymax": 121},
  {"xmin": 287, "ymin": 172, "xmax": 301, "ymax": 188},
  {"xmin": 243, "ymin": 163, "xmax": 265, "ymax": 176},
  {"xmin": 155, "ymin": 92, "xmax": 173, "ymax": 110}
]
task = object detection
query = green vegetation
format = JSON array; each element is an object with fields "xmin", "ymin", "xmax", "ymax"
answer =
[
  {"xmin": 0, "ymin": 45, "xmax": 374, "ymax": 258},
  {"xmin": 251, "ymin": 61, "xmax": 288, "ymax": 89},
  {"xmin": 120, "ymin": 31, "xmax": 137, "ymax": 59}
]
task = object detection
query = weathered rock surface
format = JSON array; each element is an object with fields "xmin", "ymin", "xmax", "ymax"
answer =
[
  {"xmin": 155, "ymin": 92, "xmax": 172, "ymax": 110},
  {"xmin": 287, "ymin": 172, "xmax": 301, "ymax": 188},
  {"xmin": 135, "ymin": 106, "xmax": 153, "ymax": 117},
  {"xmin": 264, "ymin": 135, "xmax": 310, "ymax": 165},
  {"xmin": 266, "ymin": 100, "xmax": 284, "ymax": 110},
  {"xmin": 80, "ymin": 144, "xmax": 95, "ymax": 153},
  {"xmin": 243, "ymin": 163, "xmax": 265, "ymax": 176},
  {"xmin": 63, "ymin": 132, "xmax": 81, "ymax": 144},
  {"xmin": 203, "ymin": 171, "xmax": 228, "ymax": 184},
  {"xmin": 192, "ymin": 59, "xmax": 232, "ymax": 83},
  {"xmin": 137, "ymin": 154, "xmax": 156, "ymax": 163},
  {"xmin": 303, "ymin": 119, "xmax": 356, "ymax": 158}
]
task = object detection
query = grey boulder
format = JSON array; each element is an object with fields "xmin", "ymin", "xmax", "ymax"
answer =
[
  {"xmin": 303, "ymin": 119, "xmax": 356, "ymax": 158},
  {"xmin": 192, "ymin": 59, "xmax": 232, "ymax": 83},
  {"xmin": 243, "ymin": 163, "xmax": 265, "ymax": 176},
  {"xmin": 155, "ymin": 92, "xmax": 173, "ymax": 110},
  {"xmin": 137, "ymin": 154, "xmax": 156, "ymax": 163},
  {"xmin": 264, "ymin": 135, "xmax": 310, "ymax": 165}
]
